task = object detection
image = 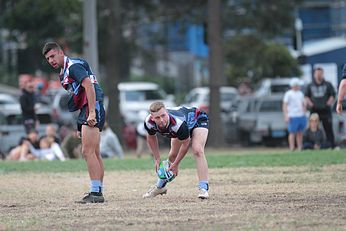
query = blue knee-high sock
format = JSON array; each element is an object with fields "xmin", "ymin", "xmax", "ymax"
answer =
[
  {"xmin": 90, "ymin": 180, "xmax": 102, "ymax": 193},
  {"xmin": 156, "ymin": 178, "xmax": 168, "ymax": 188},
  {"xmin": 199, "ymin": 181, "xmax": 209, "ymax": 191}
]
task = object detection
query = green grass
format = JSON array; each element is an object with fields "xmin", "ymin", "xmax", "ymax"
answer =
[{"xmin": 0, "ymin": 149, "xmax": 345, "ymax": 173}]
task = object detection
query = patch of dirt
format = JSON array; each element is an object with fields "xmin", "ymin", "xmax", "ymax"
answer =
[{"xmin": 0, "ymin": 165, "xmax": 346, "ymax": 230}]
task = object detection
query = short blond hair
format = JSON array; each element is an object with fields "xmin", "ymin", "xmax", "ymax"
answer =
[
  {"xmin": 149, "ymin": 101, "xmax": 165, "ymax": 113},
  {"xmin": 308, "ymin": 113, "xmax": 320, "ymax": 129}
]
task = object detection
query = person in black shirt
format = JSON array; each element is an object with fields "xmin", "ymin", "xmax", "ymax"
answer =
[
  {"xmin": 20, "ymin": 80, "xmax": 38, "ymax": 134},
  {"xmin": 305, "ymin": 67, "xmax": 336, "ymax": 148}
]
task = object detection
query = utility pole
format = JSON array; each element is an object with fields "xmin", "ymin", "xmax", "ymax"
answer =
[
  {"xmin": 208, "ymin": 0, "xmax": 225, "ymax": 147},
  {"xmin": 83, "ymin": 0, "xmax": 99, "ymax": 76}
]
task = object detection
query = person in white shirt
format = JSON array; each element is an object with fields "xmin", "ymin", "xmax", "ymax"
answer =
[
  {"xmin": 100, "ymin": 122, "xmax": 124, "ymax": 159},
  {"xmin": 282, "ymin": 78, "xmax": 307, "ymax": 151}
]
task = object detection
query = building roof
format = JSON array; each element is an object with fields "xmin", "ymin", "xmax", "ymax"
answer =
[{"xmin": 291, "ymin": 37, "xmax": 346, "ymax": 57}]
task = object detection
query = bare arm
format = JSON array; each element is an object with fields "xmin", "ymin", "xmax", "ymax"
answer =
[
  {"xmin": 168, "ymin": 138, "xmax": 190, "ymax": 176},
  {"xmin": 172, "ymin": 138, "xmax": 190, "ymax": 166},
  {"xmin": 81, "ymin": 77, "xmax": 96, "ymax": 126},
  {"xmin": 336, "ymin": 79, "xmax": 346, "ymax": 114},
  {"xmin": 282, "ymin": 102, "xmax": 289, "ymax": 123}
]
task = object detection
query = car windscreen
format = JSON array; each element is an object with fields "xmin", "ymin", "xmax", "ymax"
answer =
[
  {"xmin": 3, "ymin": 113, "xmax": 52, "ymax": 125},
  {"xmin": 125, "ymin": 90, "xmax": 166, "ymax": 101},
  {"xmin": 0, "ymin": 99, "xmax": 18, "ymax": 105},
  {"xmin": 259, "ymin": 100, "xmax": 282, "ymax": 112},
  {"xmin": 271, "ymin": 85, "xmax": 290, "ymax": 93},
  {"xmin": 221, "ymin": 92, "xmax": 237, "ymax": 102},
  {"xmin": 205, "ymin": 92, "xmax": 237, "ymax": 103}
]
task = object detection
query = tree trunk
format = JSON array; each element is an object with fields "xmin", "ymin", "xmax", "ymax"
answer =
[
  {"xmin": 207, "ymin": 0, "xmax": 225, "ymax": 147},
  {"xmin": 101, "ymin": 0, "xmax": 125, "ymax": 136}
]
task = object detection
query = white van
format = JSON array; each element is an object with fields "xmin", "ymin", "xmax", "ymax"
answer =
[{"xmin": 118, "ymin": 82, "xmax": 176, "ymax": 124}]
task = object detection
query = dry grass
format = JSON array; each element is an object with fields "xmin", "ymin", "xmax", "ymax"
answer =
[{"xmin": 1, "ymin": 165, "xmax": 346, "ymax": 231}]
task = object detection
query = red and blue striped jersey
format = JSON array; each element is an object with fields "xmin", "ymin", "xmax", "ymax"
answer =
[{"xmin": 59, "ymin": 56, "xmax": 104, "ymax": 112}]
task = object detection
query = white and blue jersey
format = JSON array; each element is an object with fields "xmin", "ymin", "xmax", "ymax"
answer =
[
  {"xmin": 59, "ymin": 56, "xmax": 104, "ymax": 112},
  {"xmin": 144, "ymin": 107, "xmax": 209, "ymax": 140}
]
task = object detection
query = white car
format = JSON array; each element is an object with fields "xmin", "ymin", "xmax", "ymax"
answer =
[
  {"xmin": 183, "ymin": 86, "xmax": 238, "ymax": 113},
  {"xmin": 118, "ymin": 82, "xmax": 176, "ymax": 124},
  {"xmin": 254, "ymin": 77, "xmax": 294, "ymax": 97}
]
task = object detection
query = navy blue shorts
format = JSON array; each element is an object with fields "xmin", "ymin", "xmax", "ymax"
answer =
[
  {"xmin": 77, "ymin": 101, "xmax": 105, "ymax": 132},
  {"xmin": 190, "ymin": 111, "xmax": 209, "ymax": 136}
]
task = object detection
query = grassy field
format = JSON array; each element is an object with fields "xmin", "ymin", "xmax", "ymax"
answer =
[
  {"xmin": 0, "ymin": 148, "xmax": 346, "ymax": 231},
  {"xmin": 1, "ymin": 148, "xmax": 346, "ymax": 173}
]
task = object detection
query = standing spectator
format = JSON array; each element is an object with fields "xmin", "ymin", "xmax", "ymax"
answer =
[
  {"xmin": 100, "ymin": 122, "xmax": 124, "ymax": 159},
  {"xmin": 20, "ymin": 80, "xmax": 38, "ymax": 134},
  {"xmin": 305, "ymin": 67, "xmax": 336, "ymax": 148},
  {"xmin": 283, "ymin": 78, "xmax": 307, "ymax": 151},
  {"xmin": 303, "ymin": 113, "xmax": 328, "ymax": 150}
]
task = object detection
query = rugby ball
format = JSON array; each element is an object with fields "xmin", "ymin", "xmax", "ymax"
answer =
[{"xmin": 157, "ymin": 160, "xmax": 175, "ymax": 182}]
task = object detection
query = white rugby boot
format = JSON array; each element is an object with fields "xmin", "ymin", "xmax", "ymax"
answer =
[
  {"xmin": 198, "ymin": 188, "xmax": 209, "ymax": 199},
  {"xmin": 143, "ymin": 185, "xmax": 167, "ymax": 198}
]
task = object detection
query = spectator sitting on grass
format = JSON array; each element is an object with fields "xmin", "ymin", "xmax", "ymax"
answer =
[{"xmin": 303, "ymin": 113, "xmax": 330, "ymax": 150}]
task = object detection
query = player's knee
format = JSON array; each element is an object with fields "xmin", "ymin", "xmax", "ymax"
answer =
[{"xmin": 192, "ymin": 146, "xmax": 204, "ymax": 158}]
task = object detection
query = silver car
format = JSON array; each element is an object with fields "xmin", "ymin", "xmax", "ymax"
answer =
[
  {"xmin": 236, "ymin": 94, "xmax": 288, "ymax": 146},
  {"xmin": 0, "ymin": 94, "xmax": 54, "ymax": 155}
]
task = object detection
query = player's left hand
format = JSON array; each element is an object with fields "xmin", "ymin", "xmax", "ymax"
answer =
[
  {"xmin": 168, "ymin": 163, "xmax": 179, "ymax": 177},
  {"xmin": 86, "ymin": 111, "xmax": 97, "ymax": 127}
]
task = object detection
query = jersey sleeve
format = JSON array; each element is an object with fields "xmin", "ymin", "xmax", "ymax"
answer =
[
  {"xmin": 144, "ymin": 121, "xmax": 156, "ymax": 135},
  {"xmin": 69, "ymin": 64, "xmax": 88, "ymax": 84},
  {"xmin": 176, "ymin": 121, "xmax": 189, "ymax": 140}
]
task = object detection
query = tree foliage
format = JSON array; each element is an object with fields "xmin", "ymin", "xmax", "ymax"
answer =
[
  {"xmin": 225, "ymin": 34, "xmax": 301, "ymax": 85},
  {"xmin": 224, "ymin": 0, "xmax": 302, "ymax": 38},
  {"xmin": 0, "ymin": 0, "xmax": 82, "ymax": 74}
]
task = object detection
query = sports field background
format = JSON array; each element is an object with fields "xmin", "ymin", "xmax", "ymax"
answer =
[{"xmin": 1, "ymin": 148, "xmax": 346, "ymax": 230}]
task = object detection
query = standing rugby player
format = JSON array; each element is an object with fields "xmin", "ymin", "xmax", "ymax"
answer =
[{"xmin": 43, "ymin": 42, "xmax": 105, "ymax": 203}]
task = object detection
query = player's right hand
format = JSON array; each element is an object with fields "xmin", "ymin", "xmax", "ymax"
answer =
[
  {"xmin": 154, "ymin": 159, "xmax": 161, "ymax": 173},
  {"xmin": 336, "ymin": 102, "xmax": 343, "ymax": 114}
]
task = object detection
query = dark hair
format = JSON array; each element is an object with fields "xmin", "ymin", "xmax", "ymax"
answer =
[
  {"xmin": 314, "ymin": 66, "xmax": 324, "ymax": 72},
  {"xmin": 42, "ymin": 42, "xmax": 62, "ymax": 56}
]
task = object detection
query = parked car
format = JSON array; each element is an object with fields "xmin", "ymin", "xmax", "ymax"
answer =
[
  {"xmin": 0, "ymin": 100, "xmax": 54, "ymax": 155},
  {"xmin": 183, "ymin": 86, "xmax": 238, "ymax": 113},
  {"xmin": 254, "ymin": 77, "xmax": 295, "ymax": 97},
  {"xmin": 331, "ymin": 99, "xmax": 346, "ymax": 146},
  {"xmin": 118, "ymin": 82, "xmax": 176, "ymax": 124},
  {"xmin": 51, "ymin": 89, "xmax": 79, "ymax": 126},
  {"xmin": 0, "ymin": 93, "xmax": 19, "ymax": 106},
  {"xmin": 236, "ymin": 94, "xmax": 288, "ymax": 146}
]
